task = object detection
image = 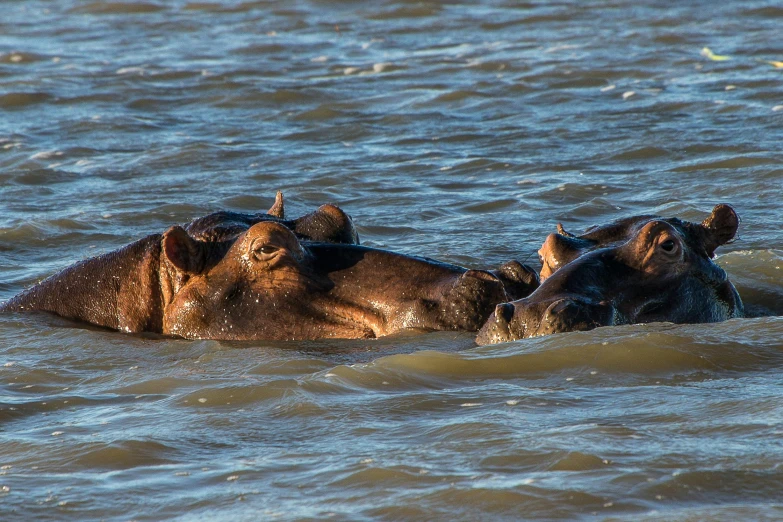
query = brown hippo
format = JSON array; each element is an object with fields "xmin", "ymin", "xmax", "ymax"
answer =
[
  {"xmin": 162, "ymin": 221, "xmax": 537, "ymax": 340},
  {"xmin": 476, "ymin": 204, "xmax": 744, "ymax": 345},
  {"xmin": 1, "ymin": 216, "xmax": 538, "ymax": 341},
  {"xmin": 0, "ymin": 196, "xmax": 360, "ymax": 334}
]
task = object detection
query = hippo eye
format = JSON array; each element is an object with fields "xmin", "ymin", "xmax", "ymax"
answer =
[
  {"xmin": 256, "ymin": 245, "xmax": 278, "ymax": 255},
  {"xmin": 660, "ymin": 239, "xmax": 676, "ymax": 253}
]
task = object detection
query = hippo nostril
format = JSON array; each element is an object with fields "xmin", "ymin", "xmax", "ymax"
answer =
[
  {"xmin": 495, "ymin": 302, "xmax": 515, "ymax": 324},
  {"xmin": 520, "ymin": 264, "xmax": 538, "ymax": 286},
  {"xmin": 497, "ymin": 260, "xmax": 536, "ymax": 285},
  {"xmin": 464, "ymin": 269, "xmax": 500, "ymax": 283},
  {"xmin": 549, "ymin": 298, "xmax": 577, "ymax": 315}
]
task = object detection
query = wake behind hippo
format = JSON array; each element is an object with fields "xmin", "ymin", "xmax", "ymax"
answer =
[
  {"xmin": 1, "ymin": 207, "xmax": 538, "ymax": 340},
  {"xmin": 477, "ymin": 204, "xmax": 744, "ymax": 345}
]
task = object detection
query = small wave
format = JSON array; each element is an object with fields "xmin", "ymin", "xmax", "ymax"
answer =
[
  {"xmin": 116, "ymin": 66, "xmax": 146, "ymax": 76},
  {"xmin": 68, "ymin": 440, "xmax": 180, "ymax": 470},
  {"xmin": 108, "ymin": 376, "xmax": 198, "ymax": 396},
  {"xmin": 432, "ymin": 90, "xmax": 488, "ymax": 103},
  {"xmin": 0, "ymin": 52, "xmax": 48, "ymax": 64},
  {"xmin": 0, "ymin": 92, "xmax": 51, "ymax": 109},
  {"xmin": 367, "ymin": 5, "xmax": 442, "ymax": 20},
  {"xmin": 178, "ymin": 381, "xmax": 302, "ymax": 408},
  {"xmin": 0, "ymin": 393, "xmax": 160, "ymax": 425},
  {"xmin": 460, "ymin": 198, "xmax": 519, "ymax": 213},
  {"xmin": 610, "ymin": 146, "xmax": 670, "ymax": 161},
  {"xmin": 741, "ymin": 6, "xmax": 783, "ymax": 17},
  {"xmin": 29, "ymin": 150, "xmax": 64, "ymax": 160},
  {"xmin": 329, "ymin": 464, "xmax": 442, "ymax": 488},
  {"xmin": 720, "ymin": 249, "xmax": 783, "ymax": 316},
  {"xmin": 68, "ymin": 2, "xmax": 166, "ymax": 14},
  {"xmin": 409, "ymin": 486, "xmax": 615, "ymax": 520},
  {"xmin": 642, "ymin": 469, "xmax": 783, "ymax": 504},
  {"xmin": 293, "ymin": 105, "xmax": 347, "ymax": 121},
  {"xmin": 0, "ymin": 219, "xmax": 98, "ymax": 245},
  {"xmin": 305, "ymin": 318, "xmax": 783, "ymax": 391},
  {"xmin": 480, "ymin": 449, "xmax": 610, "ymax": 473},
  {"xmin": 671, "ymin": 156, "xmax": 779, "ymax": 172}
]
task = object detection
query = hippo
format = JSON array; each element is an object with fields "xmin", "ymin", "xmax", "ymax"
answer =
[
  {"xmin": 1, "ymin": 214, "xmax": 538, "ymax": 341},
  {"xmin": 476, "ymin": 204, "xmax": 744, "ymax": 345},
  {"xmin": 0, "ymin": 194, "xmax": 359, "ymax": 333}
]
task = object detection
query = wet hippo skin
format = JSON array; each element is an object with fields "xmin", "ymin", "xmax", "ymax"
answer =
[
  {"xmin": 0, "ymin": 195, "xmax": 361, "ymax": 336},
  {"xmin": 163, "ymin": 222, "xmax": 536, "ymax": 340},
  {"xmin": 477, "ymin": 205, "xmax": 744, "ymax": 345},
  {"xmin": 1, "ymin": 216, "xmax": 538, "ymax": 341}
]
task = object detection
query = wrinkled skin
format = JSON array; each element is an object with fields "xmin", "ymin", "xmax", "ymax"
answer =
[
  {"xmin": 1, "ymin": 214, "xmax": 538, "ymax": 340},
  {"xmin": 477, "ymin": 205, "xmax": 744, "ymax": 345}
]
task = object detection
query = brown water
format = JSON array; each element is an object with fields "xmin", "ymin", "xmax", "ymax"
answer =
[{"xmin": 2, "ymin": 1, "xmax": 783, "ymax": 520}]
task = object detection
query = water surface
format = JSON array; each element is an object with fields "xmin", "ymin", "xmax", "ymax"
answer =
[{"xmin": 1, "ymin": 1, "xmax": 782, "ymax": 520}]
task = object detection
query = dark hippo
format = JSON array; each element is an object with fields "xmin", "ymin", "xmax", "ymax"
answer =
[
  {"xmin": 2, "ymin": 219, "xmax": 538, "ymax": 341},
  {"xmin": 476, "ymin": 204, "xmax": 744, "ymax": 345},
  {"xmin": 537, "ymin": 204, "xmax": 739, "ymax": 281}
]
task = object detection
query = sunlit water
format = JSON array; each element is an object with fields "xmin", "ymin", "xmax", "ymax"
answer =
[{"xmin": 1, "ymin": 1, "xmax": 782, "ymax": 520}]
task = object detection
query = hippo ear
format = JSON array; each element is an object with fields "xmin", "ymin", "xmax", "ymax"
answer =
[
  {"xmin": 162, "ymin": 226, "xmax": 206, "ymax": 274},
  {"xmin": 293, "ymin": 203, "xmax": 359, "ymax": 245},
  {"xmin": 701, "ymin": 204, "xmax": 739, "ymax": 257},
  {"xmin": 556, "ymin": 223, "xmax": 578, "ymax": 238},
  {"xmin": 267, "ymin": 190, "xmax": 285, "ymax": 219}
]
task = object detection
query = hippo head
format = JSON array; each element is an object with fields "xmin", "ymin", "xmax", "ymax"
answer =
[
  {"xmin": 476, "ymin": 205, "xmax": 743, "ymax": 344},
  {"xmin": 160, "ymin": 221, "xmax": 367, "ymax": 340},
  {"xmin": 538, "ymin": 204, "xmax": 739, "ymax": 281}
]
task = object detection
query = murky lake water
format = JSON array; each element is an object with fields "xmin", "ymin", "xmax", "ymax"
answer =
[{"xmin": 2, "ymin": 1, "xmax": 783, "ymax": 519}]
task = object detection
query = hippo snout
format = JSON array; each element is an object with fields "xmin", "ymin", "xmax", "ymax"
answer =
[
  {"xmin": 495, "ymin": 302, "xmax": 515, "ymax": 324},
  {"xmin": 475, "ymin": 302, "xmax": 518, "ymax": 345},
  {"xmin": 476, "ymin": 297, "xmax": 617, "ymax": 345},
  {"xmin": 534, "ymin": 298, "xmax": 615, "ymax": 336},
  {"xmin": 492, "ymin": 261, "xmax": 539, "ymax": 301},
  {"xmin": 438, "ymin": 270, "xmax": 508, "ymax": 331}
]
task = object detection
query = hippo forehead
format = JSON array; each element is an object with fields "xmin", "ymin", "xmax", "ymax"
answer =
[
  {"xmin": 183, "ymin": 203, "xmax": 359, "ymax": 245},
  {"xmin": 540, "ymin": 215, "xmax": 687, "ymax": 280},
  {"xmin": 184, "ymin": 211, "xmax": 285, "ymax": 243},
  {"xmin": 582, "ymin": 215, "xmax": 687, "ymax": 246},
  {"xmin": 552, "ymin": 215, "xmax": 711, "ymax": 261}
]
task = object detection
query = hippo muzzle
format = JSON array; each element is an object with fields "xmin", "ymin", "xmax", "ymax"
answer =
[{"xmin": 476, "ymin": 297, "xmax": 616, "ymax": 345}]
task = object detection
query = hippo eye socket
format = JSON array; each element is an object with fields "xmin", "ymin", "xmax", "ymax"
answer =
[
  {"xmin": 251, "ymin": 241, "xmax": 280, "ymax": 260},
  {"xmin": 660, "ymin": 239, "xmax": 676, "ymax": 253}
]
